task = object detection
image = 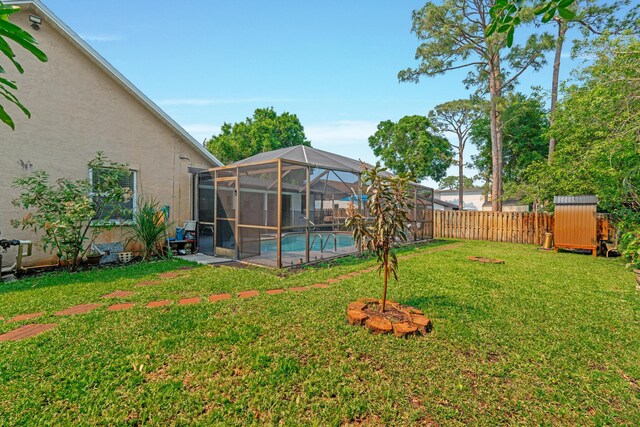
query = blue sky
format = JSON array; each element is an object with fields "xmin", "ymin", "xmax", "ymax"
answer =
[{"xmin": 43, "ymin": 0, "xmax": 580, "ymax": 187}]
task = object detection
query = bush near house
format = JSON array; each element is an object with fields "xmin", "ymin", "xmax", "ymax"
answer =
[{"xmin": 11, "ymin": 152, "xmax": 132, "ymax": 271}]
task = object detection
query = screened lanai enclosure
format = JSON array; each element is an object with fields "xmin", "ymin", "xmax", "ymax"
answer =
[{"xmin": 197, "ymin": 146, "xmax": 434, "ymax": 268}]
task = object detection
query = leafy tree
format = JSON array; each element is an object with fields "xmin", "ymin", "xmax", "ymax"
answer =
[
  {"xmin": 12, "ymin": 153, "xmax": 132, "ymax": 271},
  {"xmin": 345, "ymin": 164, "xmax": 414, "ymax": 312},
  {"xmin": 399, "ymin": 0, "xmax": 554, "ymax": 210},
  {"xmin": 438, "ymin": 175, "xmax": 475, "ymax": 190},
  {"xmin": 206, "ymin": 107, "xmax": 310, "ymax": 163},
  {"xmin": 470, "ymin": 92, "xmax": 549, "ymax": 188},
  {"xmin": 543, "ymin": 0, "xmax": 636, "ymax": 161},
  {"xmin": 518, "ymin": 35, "xmax": 640, "ymax": 222},
  {"xmin": 487, "ymin": 0, "xmax": 577, "ymax": 46},
  {"xmin": 0, "ymin": 1, "xmax": 47, "ymax": 129},
  {"xmin": 368, "ymin": 115, "xmax": 452, "ymax": 182},
  {"xmin": 489, "ymin": 0, "xmax": 638, "ymax": 160},
  {"xmin": 429, "ymin": 99, "xmax": 483, "ymax": 209}
]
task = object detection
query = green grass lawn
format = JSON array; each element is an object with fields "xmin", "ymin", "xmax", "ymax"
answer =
[{"xmin": 1, "ymin": 240, "xmax": 639, "ymax": 426}]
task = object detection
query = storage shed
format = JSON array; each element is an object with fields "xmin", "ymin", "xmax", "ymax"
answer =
[{"xmin": 553, "ymin": 195, "xmax": 598, "ymax": 256}]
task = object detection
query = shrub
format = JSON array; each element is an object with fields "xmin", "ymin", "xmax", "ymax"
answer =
[
  {"xmin": 620, "ymin": 230, "xmax": 640, "ymax": 270},
  {"xmin": 126, "ymin": 197, "xmax": 172, "ymax": 261},
  {"xmin": 12, "ymin": 152, "xmax": 131, "ymax": 271}
]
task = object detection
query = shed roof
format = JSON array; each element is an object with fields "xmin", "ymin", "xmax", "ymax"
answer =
[{"xmin": 553, "ymin": 195, "xmax": 598, "ymax": 205}]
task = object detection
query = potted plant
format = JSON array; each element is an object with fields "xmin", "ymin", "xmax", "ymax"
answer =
[{"xmin": 85, "ymin": 250, "xmax": 102, "ymax": 265}]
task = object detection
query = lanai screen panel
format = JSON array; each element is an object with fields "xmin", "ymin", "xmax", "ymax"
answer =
[
  {"xmin": 279, "ymin": 161, "xmax": 360, "ymax": 267},
  {"xmin": 411, "ymin": 185, "xmax": 434, "ymax": 241},
  {"xmin": 236, "ymin": 161, "xmax": 279, "ymax": 266}
]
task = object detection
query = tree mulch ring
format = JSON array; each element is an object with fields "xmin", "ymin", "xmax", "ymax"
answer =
[
  {"xmin": 467, "ymin": 256, "xmax": 505, "ymax": 264},
  {"xmin": 347, "ymin": 298, "xmax": 432, "ymax": 338}
]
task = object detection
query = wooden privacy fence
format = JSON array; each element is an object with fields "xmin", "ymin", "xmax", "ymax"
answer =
[{"xmin": 433, "ymin": 210, "xmax": 554, "ymax": 245}]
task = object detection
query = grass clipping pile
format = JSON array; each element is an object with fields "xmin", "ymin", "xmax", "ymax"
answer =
[{"xmin": 347, "ymin": 298, "xmax": 432, "ymax": 338}]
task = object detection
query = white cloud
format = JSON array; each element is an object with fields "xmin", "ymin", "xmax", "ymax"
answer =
[
  {"xmin": 79, "ymin": 34, "xmax": 123, "ymax": 42},
  {"xmin": 157, "ymin": 97, "xmax": 295, "ymax": 107},
  {"xmin": 305, "ymin": 120, "xmax": 378, "ymax": 147},
  {"xmin": 305, "ymin": 120, "xmax": 380, "ymax": 166},
  {"xmin": 182, "ymin": 123, "xmax": 219, "ymax": 143}
]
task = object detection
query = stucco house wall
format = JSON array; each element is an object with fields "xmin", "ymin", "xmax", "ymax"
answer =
[
  {"xmin": 434, "ymin": 189, "xmax": 486, "ymax": 211},
  {"xmin": 0, "ymin": 1, "xmax": 221, "ymax": 267}
]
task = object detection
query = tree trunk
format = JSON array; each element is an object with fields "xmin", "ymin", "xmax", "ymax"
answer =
[
  {"xmin": 382, "ymin": 250, "xmax": 388, "ymax": 313},
  {"xmin": 489, "ymin": 53, "xmax": 503, "ymax": 212},
  {"xmin": 548, "ymin": 19, "xmax": 567, "ymax": 163},
  {"xmin": 458, "ymin": 146, "xmax": 464, "ymax": 210}
]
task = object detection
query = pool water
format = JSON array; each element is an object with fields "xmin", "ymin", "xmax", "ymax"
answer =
[{"xmin": 261, "ymin": 233, "xmax": 355, "ymax": 253}]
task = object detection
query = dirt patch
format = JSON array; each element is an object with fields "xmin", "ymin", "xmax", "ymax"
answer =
[{"xmin": 468, "ymin": 256, "xmax": 505, "ymax": 264}]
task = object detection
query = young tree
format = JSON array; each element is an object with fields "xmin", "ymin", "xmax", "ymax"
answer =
[
  {"xmin": 429, "ymin": 99, "xmax": 483, "ymax": 209},
  {"xmin": 0, "ymin": 1, "xmax": 48, "ymax": 129},
  {"xmin": 368, "ymin": 115, "xmax": 452, "ymax": 182},
  {"xmin": 346, "ymin": 164, "xmax": 414, "ymax": 313},
  {"xmin": 206, "ymin": 107, "xmax": 310, "ymax": 163},
  {"xmin": 399, "ymin": 0, "xmax": 554, "ymax": 210},
  {"xmin": 12, "ymin": 153, "xmax": 132, "ymax": 271}
]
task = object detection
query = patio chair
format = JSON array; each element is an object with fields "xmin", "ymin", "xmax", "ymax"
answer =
[{"xmin": 605, "ymin": 231, "xmax": 620, "ymax": 257}]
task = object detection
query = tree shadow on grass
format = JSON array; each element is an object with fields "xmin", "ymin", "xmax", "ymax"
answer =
[
  {"xmin": 0, "ymin": 259, "xmax": 197, "ymax": 294},
  {"xmin": 402, "ymin": 295, "xmax": 489, "ymax": 319}
]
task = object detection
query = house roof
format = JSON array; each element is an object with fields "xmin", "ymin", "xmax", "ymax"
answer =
[
  {"xmin": 433, "ymin": 198, "xmax": 459, "ymax": 209},
  {"xmin": 6, "ymin": 0, "xmax": 222, "ymax": 167},
  {"xmin": 435, "ymin": 187, "xmax": 484, "ymax": 195},
  {"xmin": 482, "ymin": 199, "xmax": 528, "ymax": 207},
  {"xmin": 553, "ymin": 195, "xmax": 598, "ymax": 205}
]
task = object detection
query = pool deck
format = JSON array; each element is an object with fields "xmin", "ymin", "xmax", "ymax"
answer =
[{"xmin": 242, "ymin": 247, "xmax": 358, "ymax": 268}]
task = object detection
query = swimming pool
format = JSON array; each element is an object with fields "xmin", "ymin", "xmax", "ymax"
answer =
[{"xmin": 261, "ymin": 232, "xmax": 355, "ymax": 253}]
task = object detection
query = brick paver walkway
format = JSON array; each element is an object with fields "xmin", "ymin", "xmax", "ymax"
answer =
[
  {"xmin": 238, "ymin": 290, "xmax": 259, "ymax": 298},
  {"xmin": 7, "ymin": 312, "xmax": 44, "ymax": 323},
  {"xmin": 0, "ymin": 324, "xmax": 57, "ymax": 342},
  {"xmin": 134, "ymin": 280, "xmax": 162, "ymax": 287},
  {"xmin": 107, "ymin": 303, "xmax": 135, "ymax": 311},
  {"xmin": 55, "ymin": 304, "xmax": 102, "ymax": 316},
  {"xmin": 146, "ymin": 300, "xmax": 172, "ymax": 308},
  {"xmin": 1, "ymin": 243, "xmax": 461, "ymax": 341},
  {"xmin": 158, "ymin": 272, "xmax": 181, "ymax": 279},
  {"xmin": 102, "ymin": 291, "xmax": 135, "ymax": 298},
  {"xmin": 209, "ymin": 293, "xmax": 232, "ymax": 302}
]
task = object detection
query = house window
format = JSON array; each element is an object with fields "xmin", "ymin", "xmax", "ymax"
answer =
[{"xmin": 90, "ymin": 168, "xmax": 136, "ymax": 222}]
